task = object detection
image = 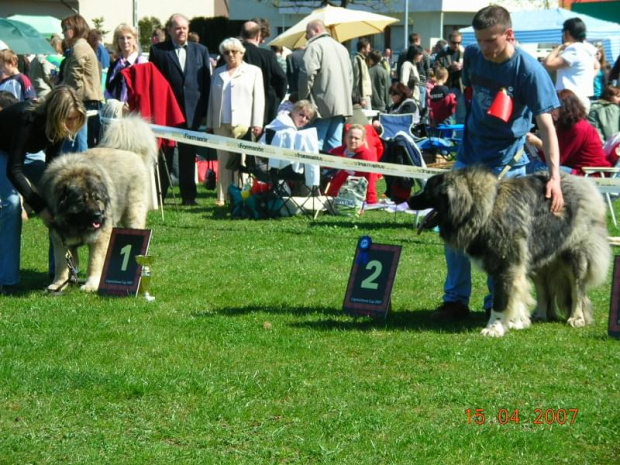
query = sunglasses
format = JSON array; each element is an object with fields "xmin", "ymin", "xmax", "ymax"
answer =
[
  {"xmin": 223, "ymin": 50, "xmax": 240, "ymax": 56},
  {"xmin": 451, "ymin": 41, "xmax": 462, "ymax": 45}
]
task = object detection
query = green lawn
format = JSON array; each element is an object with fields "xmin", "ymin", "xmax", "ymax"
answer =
[{"xmin": 1, "ymin": 185, "xmax": 619, "ymax": 464}]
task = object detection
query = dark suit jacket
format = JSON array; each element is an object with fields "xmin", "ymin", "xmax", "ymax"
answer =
[
  {"xmin": 242, "ymin": 41, "xmax": 288, "ymax": 124},
  {"xmin": 149, "ymin": 40, "xmax": 211, "ymax": 130},
  {"xmin": 286, "ymin": 48, "xmax": 305, "ymax": 94}
]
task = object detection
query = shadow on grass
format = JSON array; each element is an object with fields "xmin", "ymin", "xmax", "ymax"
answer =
[
  {"xmin": 290, "ymin": 309, "xmax": 487, "ymax": 334},
  {"xmin": 8, "ymin": 269, "xmax": 50, "ymax": 297},
  {"xmin": 204, "ymin": 304, "xmax": 487, "ymax": 333}
]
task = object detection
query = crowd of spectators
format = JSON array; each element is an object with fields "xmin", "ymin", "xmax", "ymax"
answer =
[{"xmin": 0, "ymin": 8, "xmax": 619, "ymax": 298}]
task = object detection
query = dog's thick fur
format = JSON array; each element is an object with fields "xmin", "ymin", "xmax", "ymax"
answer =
[
  {"xmin": 408, "ymin": 167, "xmax": 611, "ymax": 337},
  {"xmin": 39, "ymin": 115, "xmax": 157, "ymax": 292}
]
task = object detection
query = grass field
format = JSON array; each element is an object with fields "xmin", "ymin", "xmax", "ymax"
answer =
[{"xmin": 1, "ymin": 184, "xmax": 619, "ymax": 464}]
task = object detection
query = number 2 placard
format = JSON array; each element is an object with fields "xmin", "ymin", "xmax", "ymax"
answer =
[
  {"xmin": 343, "ymin": 242, "xmax": 402, "ymax": 319},
  {"xmin": 98, "ymin": 228, "xmax": 152, "ymax": 297}
]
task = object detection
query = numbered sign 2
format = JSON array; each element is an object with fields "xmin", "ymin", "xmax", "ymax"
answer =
[
  {"xmin": 343, "ymin": 243, "xmax": 402, "ymax": 319},
  {"xmin": 608, "ymin": 256, "xmax": 620, "ymax": 339},
  {"xmin": 98, "ymin": 228, "xmax": 152, "ymax": 297}
]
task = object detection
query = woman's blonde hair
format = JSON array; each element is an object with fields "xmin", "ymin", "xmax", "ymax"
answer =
[
  {"xmin": 35, "ymin": 86, "xmax": 87, "ymax": 142},
  {"xmin": 292, "ymin": 99, "xmax": 316, "ymax": 120},
  {"xmin": 347, "ymin": 124, "xmax": 366, "ymax": 139},
  {"xmin": 113, "ymin": 23, "xmax": 140, "ymax": 56}
]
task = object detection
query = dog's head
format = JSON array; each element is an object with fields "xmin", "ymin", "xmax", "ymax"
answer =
[
  {"xmin": 408, "ymin": 167, "xmax": 497, "ymax": 240},
  {"xmin": 52, "ymin": 176, "xmax": 110, "ymax": 237}
]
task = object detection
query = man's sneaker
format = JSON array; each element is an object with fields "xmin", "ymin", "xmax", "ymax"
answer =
[{"xmin": 431, "ymin": 301, "xmax": 471, "ymax": 322}]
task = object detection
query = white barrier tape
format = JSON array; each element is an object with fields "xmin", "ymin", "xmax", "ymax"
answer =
[
  {"xmin": 149, "ymin": 124, "xmax": 446, "ymax": 180},
  {"xmin": 148, "ymin": 124, "xmax": 620, "ymax": 191}
]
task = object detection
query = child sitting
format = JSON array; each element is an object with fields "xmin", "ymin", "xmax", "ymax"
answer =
[
  {"xmin": 428, "ymin": 66, "xmax": 457, "ymax": 125},
  {"xmin": 326, "ymin": 124, "xmax": 378, "ymax": 204}
]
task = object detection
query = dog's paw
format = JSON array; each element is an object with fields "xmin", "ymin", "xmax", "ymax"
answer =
[
  {"xmin": 47, "ymin": 282, "xmax": 65, "ymax": 293},
  {"xmin": 567, "ymin": 316, "xmax": 586, "ymax": 328},
  {"xmin": 80, "ymin": 280, "xmax": 99, "ymax": 292},
  {"xmin": 508, "ymin": 316, "xmax": 531, "ymax": 330},
  {"xmin": 481, "ymin": 321, "xmax": 506, "ymax": 337}
]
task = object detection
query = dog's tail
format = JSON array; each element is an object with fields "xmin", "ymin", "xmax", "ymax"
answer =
[{"xmin": 98, "ymin": 114, "xmax": 158, "ymax": 168}]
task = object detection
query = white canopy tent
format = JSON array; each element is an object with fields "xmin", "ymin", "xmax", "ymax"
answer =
[{"xmin": 459, "ymin": 8, "xmax": 620, "ymax": 63}]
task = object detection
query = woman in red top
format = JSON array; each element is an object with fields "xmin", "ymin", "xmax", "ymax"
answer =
[
  {"xmin": 326, "ymin": 124, "xmax": 378, "ymax": 204},
  {"xmin": 527, "ymin": 89, "xmax": 610, "ymax": 175}
]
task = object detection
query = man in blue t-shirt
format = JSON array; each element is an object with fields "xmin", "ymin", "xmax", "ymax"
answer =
[{"xmin": 432, "ymin": 5, "xmax": 564, "ymax": 322}]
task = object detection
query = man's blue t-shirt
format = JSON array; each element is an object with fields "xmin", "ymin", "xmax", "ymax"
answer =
[{"xmin": 458, "ymin": 44, "xmax": 559, "ymax": 168}]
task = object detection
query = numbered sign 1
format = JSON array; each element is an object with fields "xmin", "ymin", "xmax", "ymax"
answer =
[
  {"xmin": 608, "ymin": 256, "xmax": 620, "ymax": 339},
  {"xmin": 98, "ymin": 228, "xmax": 152, "ymax": 297},
  {"xmin": 343, "ymin": 242, "xmax": 402, "ymax": 319}
]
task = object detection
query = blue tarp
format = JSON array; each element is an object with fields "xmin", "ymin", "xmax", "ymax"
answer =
[{"xmin": 459, "ymin": 8, "xmax": 620, "ymax": 62}]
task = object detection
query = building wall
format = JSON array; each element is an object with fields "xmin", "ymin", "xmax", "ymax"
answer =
[{"xmin": 1, "ymin": 0, "xmax": 224, "ymax": 43}]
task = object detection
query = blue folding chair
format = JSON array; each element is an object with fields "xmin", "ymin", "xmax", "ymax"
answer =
[{"xmin": 377, "ymin": 113, "xmax": 420, "ymax": 140}]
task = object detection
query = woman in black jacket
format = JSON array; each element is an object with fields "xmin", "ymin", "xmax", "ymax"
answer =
[{"xmin": 0, "ymin": 85, "xmax": 86, "ymax": 293}]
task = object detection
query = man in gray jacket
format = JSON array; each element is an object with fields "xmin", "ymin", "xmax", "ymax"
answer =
[{"xmin": 298, "ymin": 20, "xmax": 353, "ymax": 151}]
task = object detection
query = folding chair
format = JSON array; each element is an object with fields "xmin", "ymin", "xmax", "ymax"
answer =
[
  {"xmin": 377, "ymin": 113, "xmax": 420, "ymax": 140},
  {"xmin": 417, "ymin": 123, "xmax": 463, "ymax": 164},
  {"xmin": 249, "ymin": 127, "xmax": 329, "ymax": 219},
  {"xmin": 379, "ymin": 129, "xmax": 427, "ymax": 203},
  {"xmin": 582, "ymin": 133, "xmax": 620, "ymax": 228}
]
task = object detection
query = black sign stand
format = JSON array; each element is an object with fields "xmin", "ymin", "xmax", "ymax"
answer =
[
  {"xmin": 609, "ymin": 256, "xmax": 620, "ymax": 339},
  {"xmin": 343, "ymin": 241, "xmax": 402, "ymax": 319},
  {"xmin": 98, "ymin": 228, "xmax": 152, "ymax": 297}
]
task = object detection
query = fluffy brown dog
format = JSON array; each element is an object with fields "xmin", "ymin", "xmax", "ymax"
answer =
[{"xmin": 39, "ymin": 115, "xmax": 157, "ymax": 292}]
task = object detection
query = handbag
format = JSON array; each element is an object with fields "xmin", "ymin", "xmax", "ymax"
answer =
[
  {"xmin": 334, "ymin": 176, "xmax": 368, "ymax": 215},
  {"xmin": 204, "ymin": 160, "xmax": 216, "ymax": 190}
]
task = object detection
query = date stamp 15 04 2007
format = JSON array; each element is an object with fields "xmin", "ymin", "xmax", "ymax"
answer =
[{"xmin": 465, "ymin": 408, "xmax": 579, "ymax": 425}]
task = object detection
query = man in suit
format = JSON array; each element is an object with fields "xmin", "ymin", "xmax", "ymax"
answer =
[
  {"xmin": 149, "ymin": 13, "xmax": 211, "ymax": 206},
  {"xmin": 240, "ymin": 20, "xmax": 287, "ymax": 125},
  {"xmin": 286, "ymin": 47, "xmax": 305, "ymax": 94}
]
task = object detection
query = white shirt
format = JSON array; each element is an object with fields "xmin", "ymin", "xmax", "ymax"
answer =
[
  {"xmin": 175, "ymin": 42, "xmax": 187, "ymax": 72},
  {"xmin": 220, "ymin": 70, "xmax": 234, "ymax": 125},
  {"xmin": 556, "ymin": 41, "xmax": 598, "ymax": 99}
]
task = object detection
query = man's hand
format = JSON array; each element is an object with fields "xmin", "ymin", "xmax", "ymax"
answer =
[{"xmin": 545, "ymin": 177, "xmax": 564, "ymax": 213}]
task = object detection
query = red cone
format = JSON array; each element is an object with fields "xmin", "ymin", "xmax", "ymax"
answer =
[{"xmin": 487, "ymin": 88, "xmax": 513, "ymax": 122}]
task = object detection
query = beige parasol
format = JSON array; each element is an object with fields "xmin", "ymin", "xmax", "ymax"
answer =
[{"xmin": 269, "ymin": 5, "xmax": 398, "ymax": 49}]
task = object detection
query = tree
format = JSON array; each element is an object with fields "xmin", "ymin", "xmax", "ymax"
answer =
[
  {"xmin": 91, "ymin": 17, "xmax": 109, "ymax": 36},
  {"xmin": 138, "ymin": 16, "xmax": 162, "ymax": 52}
]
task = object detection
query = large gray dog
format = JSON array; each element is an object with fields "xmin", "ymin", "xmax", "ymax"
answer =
[
  {"xmin": 39, "ymin": 115, "xmax": 157, "ymax": 292},
  {"xmin": 408, "ymin": 167, "xmax": 610, "ymax": 337}
]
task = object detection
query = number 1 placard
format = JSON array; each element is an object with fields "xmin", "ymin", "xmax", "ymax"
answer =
[
  {"xmin": 98, "ymin": 228, "xmax": 152, "ymax": 297},
  {"xmin": 343, "ymin": 242, "xmax": 402, "ymax": 319}
]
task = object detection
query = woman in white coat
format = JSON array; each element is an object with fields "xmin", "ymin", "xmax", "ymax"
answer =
[{"xmin": 207, "ymin": 37, "xmax": 265, "ymax": 206}]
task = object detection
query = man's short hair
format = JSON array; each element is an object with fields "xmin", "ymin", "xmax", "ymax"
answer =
[
  {"xmin": 357, "ymin": 37, "xmax": 371, "ymax": 52},
  {"xmin": 471, "ymin": 5, "xmax": 512, "ymax": 31},
  {"xmin": 251, "ymin": 17, "xmax": 271, "ymax": 39},
  {"xmin": 241, "ymin": 21, "xmax": 261, "ymax": 40},
  {"xmin": 409, "ymin": 33, "xmax": 420, "ymax": 45},
  {"xmin": 165, "ymin": 13, "xmax": 190, "ymax": 31},
  {"xmin": 563, "ymin": 17, "xmax": 587, "ymax": 42},
  {"xmin": 368, "ymin": 49, "xmax": 382, "ymax": 65}
]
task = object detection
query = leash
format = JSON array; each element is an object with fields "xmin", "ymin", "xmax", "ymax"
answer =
[
  {"xmin": 50, "ymin": 250, "xmax": 79, "ymax": 293},
  {"xmin": 497, "ymin": 148, "xmax": 524, "ymax": 180}
]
